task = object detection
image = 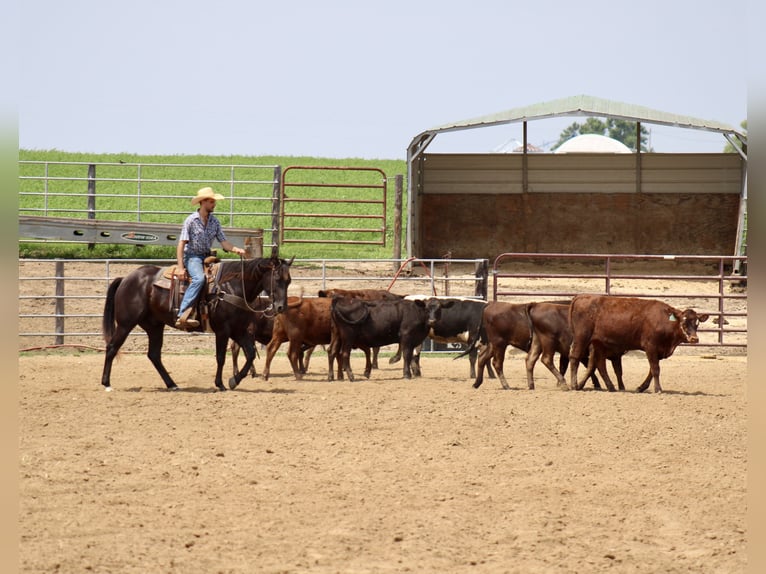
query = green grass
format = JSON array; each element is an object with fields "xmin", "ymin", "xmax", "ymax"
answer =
[{"xmin": 19, "ymin": 149, "xmax": 408, "ymax": 260}]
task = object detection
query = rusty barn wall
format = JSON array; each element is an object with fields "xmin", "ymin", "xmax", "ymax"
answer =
[{"xmin": 414, "ymin": 153, "xmax": 743, "ymax": 260}]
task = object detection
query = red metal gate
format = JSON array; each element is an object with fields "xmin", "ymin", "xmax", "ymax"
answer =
[{"xmin": 280, "ymin": 166, "xmax": 387, "ymax": 246}]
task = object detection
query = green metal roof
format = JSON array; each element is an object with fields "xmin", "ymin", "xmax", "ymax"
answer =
[{"xmin": 411, "ymin": 94, "xmax": 746, "ymax": 148}]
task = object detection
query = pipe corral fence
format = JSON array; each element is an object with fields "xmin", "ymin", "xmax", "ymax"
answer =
[{"xmin": 18, "ymin": 254, "xmax": 746, "ymax": 353}]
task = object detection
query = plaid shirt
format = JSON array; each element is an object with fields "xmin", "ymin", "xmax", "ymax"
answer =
[{"xmin": 179, "ymin": 211, "xmax": 228, "ymax": 257}]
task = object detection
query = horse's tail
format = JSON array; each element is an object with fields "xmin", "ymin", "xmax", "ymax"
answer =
[{"xmin": 102, "ymin": 277, "xmax": 123, "ymax": 343}]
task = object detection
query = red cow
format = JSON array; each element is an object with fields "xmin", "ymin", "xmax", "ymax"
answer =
[
  {"xmin": 568, "ymin": 294, "xmax": 709, "ymax": 393},
  {"xmin": 261, "ymin": 296, "xmax": 338, "ymax": 381},
  {"xmin": 473, "ymin": 301, "xmax": 533, "ymax": 389},
  {"xmin": 526, "ymin": 301, "xmax": 622, "ymax": 390}
]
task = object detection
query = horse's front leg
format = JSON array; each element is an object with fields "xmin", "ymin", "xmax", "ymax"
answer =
[
  {"xmin": 228, "ymin": 337, "xmax": 257, "ymax": 390},
  {"xmin": 212, "ymin": 335, "xmax": 230, "ymax": 391}
]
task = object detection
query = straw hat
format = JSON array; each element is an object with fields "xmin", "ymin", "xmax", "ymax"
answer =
[{"xmin": 191, "ymin": 187, "xmax": 225, "ymax": 205}]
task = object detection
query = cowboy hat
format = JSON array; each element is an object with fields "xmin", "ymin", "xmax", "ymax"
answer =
[{"xmin": 191, "ymin": 187, "xmax": 225, "ymax": 205}]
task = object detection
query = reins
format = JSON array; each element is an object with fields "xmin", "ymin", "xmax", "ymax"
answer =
[{"xmin": 219, "ymin": 257, "xmax": 280, "ymax": 318}]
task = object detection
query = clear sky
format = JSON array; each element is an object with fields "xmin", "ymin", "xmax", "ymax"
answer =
[{"xmin": 19, "ymin": 0, "xmax": 748, "ymax": 160}]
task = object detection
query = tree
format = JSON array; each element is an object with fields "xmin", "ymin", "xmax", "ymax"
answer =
[
  {"xmin": 552, "ymin": 117, "xmax": 651, "ymax": 151},
  {"xmin": 724, "ymin": 120, "xmax": 747, "ymax": 153}
]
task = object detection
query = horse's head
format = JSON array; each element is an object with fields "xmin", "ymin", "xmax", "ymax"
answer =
[{"xmin": 258, "ymin": 256, "xmax": 293, "ymax": 313}]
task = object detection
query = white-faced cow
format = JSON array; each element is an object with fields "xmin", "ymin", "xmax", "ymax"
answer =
[
  {"xmin": 330, "ymin": 297, "xmax": 430, "ymax": 381},
  {"xmin": 568, "ymin": 294, "xmax": 709, "ymax": 393}
]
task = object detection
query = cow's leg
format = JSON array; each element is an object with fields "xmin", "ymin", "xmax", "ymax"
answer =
[
  {"xmin": 635, "ymin": 370, "xmax": 654, "ymax": 393},
  {"xmin": 341, "ymin": 345, "xmax": 355, "ymax": 382},
  {"xmin": 301, "ymin": 344, "xmax": 316, "ymax": 374},
  {"xmin": 524, "ymin": 337, "xmax": 542, "ymax": 390},
  {"xmin": 644, "ymin": 355, "xmax": 663, "ymax": 393},
  {"xmin": 611, "ymin": 355, "xmax": 625, "ymax": 390},
  {"xmin": 287, "ymin": 341, "xmax": 304, "ymax": 380},
  {"xmin": 371, "ymin": 346, "xmax": 380, "ymax": 370},
  {"xmin": 492, "ymin": 343, "xmax": 510, "ymax": 390},
  {"xmin": 568, "ymin": 334, "xmax": 591, "ymax": 390},
  {"xmin": 363, "ymin": 346, "xmax": 373, "ymax": 378},
  {"xmin": 592, "ymin": 351, "xmax": 617, "ymax": 392},
  {"xmin": 468, "ymin": 346, "xmax": 477, "ymax": 379},
  {"xmin": 401, "ymin": 345, "xmax": 414, "ymax": 379},
  {"xmin": 473, "ymin": 343, "xmax": 492, "ymax": 388},
  {"xmin": 541, "ymin": 349, "xmax": 568, "ymax": 388},
  {"xmin": 574, "ymin": 345, "xmax": 600, "ymax": 390},
  {"xmin": 262, "ymin": 335, "xmax": 284, "ymax": 381},
  {"xmin": 410, "ymin": 344, "xmax": 422, "ymax": 377}
]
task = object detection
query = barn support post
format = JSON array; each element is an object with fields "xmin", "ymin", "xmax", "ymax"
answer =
[
  {"xmin": 87, "ymin": 164, "xmax": 96, "ymax": 250},
  {"xmin": 733, "ymin": 169, "xmax": 748, "ymax": 274},
  {"xmin": 522, "ymin": 121, "xmax": 529, "ymax": 193},
  {"xmin": 393, "ymin": 174, "xmax": 403, "ymax": 271},
  {"xmin": 271, "ymin": 166, "xmax": 281, "ymax": 257},
  {"xmin": 55, "ymin": 261, "xmax": 65, "ymax": 345}
]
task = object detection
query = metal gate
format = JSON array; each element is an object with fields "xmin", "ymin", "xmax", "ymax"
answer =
[{"xmin": 280, "ymin": 166, "xmax": 387, "ymax": 246}]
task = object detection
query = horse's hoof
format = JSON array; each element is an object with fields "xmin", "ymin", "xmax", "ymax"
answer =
[
  {"xmin": 216, "ymin": 385, "xmax": 227, "ymax": 392},
  {"xmin": 228, "ymin": 376, "xmax": 239, "ymax": 390},
  {"xmin": 104, "ymin": 386, "xmax": 112, "ymax": 393}
]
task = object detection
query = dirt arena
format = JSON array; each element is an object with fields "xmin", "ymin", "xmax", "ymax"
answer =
[{"xmin": 19, "ymin": 345, "xmax": 746, "ymax": 573}]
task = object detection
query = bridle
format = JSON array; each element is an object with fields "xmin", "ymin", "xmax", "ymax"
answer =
[{"xmin": 235, "ymin": 257, "xmax": 282, "ymax": 318}]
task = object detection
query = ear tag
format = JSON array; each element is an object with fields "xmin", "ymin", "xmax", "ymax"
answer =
[{"xmin": 669, "ymin": 313, "xmax": 677, "ymax": 322}]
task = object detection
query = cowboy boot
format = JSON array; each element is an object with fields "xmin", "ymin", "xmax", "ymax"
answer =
[{"xmin": 175, "ymin": 307, "xmax": 200, "ymax": 330}]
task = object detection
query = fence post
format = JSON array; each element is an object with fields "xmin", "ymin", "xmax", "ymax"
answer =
[
  {"xmin": 474, "ymin": 259, "xmax": 489, "ymax": 300},
  {"xmin": 244, "ymin": 231, "xmax": 264, "ymax": 258},
  {"xmin": 87, "ymin": 164, "xmax": 96, "ymax": 250},
  {"xmin": 271, "ymin": 166, "xmax": 281, "ymax": 257},
  {"xmin": 393, "ymin": 174, "xmax": 403, "ymax": 271},
  {"xmin": 55, "ymin": 261, "xmax": 65, "ymax": 345}
]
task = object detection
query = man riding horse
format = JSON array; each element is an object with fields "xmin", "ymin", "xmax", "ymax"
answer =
[{"xmin": 174, "ymin": 187, "xmax": 247, "ymax": 329}]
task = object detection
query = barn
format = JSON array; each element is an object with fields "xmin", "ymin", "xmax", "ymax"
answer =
[{"xmin": 405, "ymin": 95, "xmax": 747, "ymax": 261}]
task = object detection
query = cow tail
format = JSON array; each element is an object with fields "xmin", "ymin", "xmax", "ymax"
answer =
[
  {"xmin": 102, "ymin": 277, "xmax": 123, "ymax": 343},
  {"xmin": 524, "ymin": 303, "xmax": 535, "ymax": 351},
  {"xmin": 453, "ymin": 327, "xmax": 481, "ymax": 361}
]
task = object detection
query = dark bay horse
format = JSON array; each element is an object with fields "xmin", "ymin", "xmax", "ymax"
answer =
[{"xmin": 100, "ymin": 256, "xmax": 293, "ymax": 391}]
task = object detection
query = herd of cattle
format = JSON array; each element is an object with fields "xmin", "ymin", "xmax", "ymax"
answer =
[{"xmin": 231, "ymin": 287, "xmax": 709, "ymax": 393}]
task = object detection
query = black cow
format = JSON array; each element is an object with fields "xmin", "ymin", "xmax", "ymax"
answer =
[
  {"xmin": 390, "ymin": 296, "xmax": 492, "ymax": 379},
  {"xmin": 330, "ymin": 297, "xmax": 430, "ymax": 381}
]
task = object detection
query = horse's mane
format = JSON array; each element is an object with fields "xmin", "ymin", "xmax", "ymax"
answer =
[{"xmin": 217, "ymin": 256, "xmax": 290, "ymax": 284}]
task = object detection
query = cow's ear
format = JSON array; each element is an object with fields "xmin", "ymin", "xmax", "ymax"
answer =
[
  {"xmin": 698, "ymin": 313, "xmax": 709, "ymax": 323},
  {"xmin": 668, "ymin": 313, "xmax": 678, "ymax": 322},
  {"xmin": 442, "ymin": 300, "xmax": 456, "ymax": 308},
  {"xmin": 318, "ymin": 290, "xmax": 327, "ymax": 297},
  {"xmin": 414, "ymin": 299, "xmax": 426, "ymax": 308}
]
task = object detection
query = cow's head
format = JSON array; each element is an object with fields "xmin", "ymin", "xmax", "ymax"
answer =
[
  {"xmin": 425, "ymin": 298, "xmax": 455, "ymax": 326},
  {"xmin": 673, "ymin": 309, "xmax": 709, "ymax": 343}
]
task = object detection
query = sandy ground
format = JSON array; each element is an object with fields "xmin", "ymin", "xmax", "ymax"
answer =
[{"xmin": 18, "ymin": 347, "xmax": 746, "ymax": 573}]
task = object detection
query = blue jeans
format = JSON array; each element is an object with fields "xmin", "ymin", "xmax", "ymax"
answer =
[{"xmin": 177, "ymin": 255, "xmax": 205, "ymax": 318}]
